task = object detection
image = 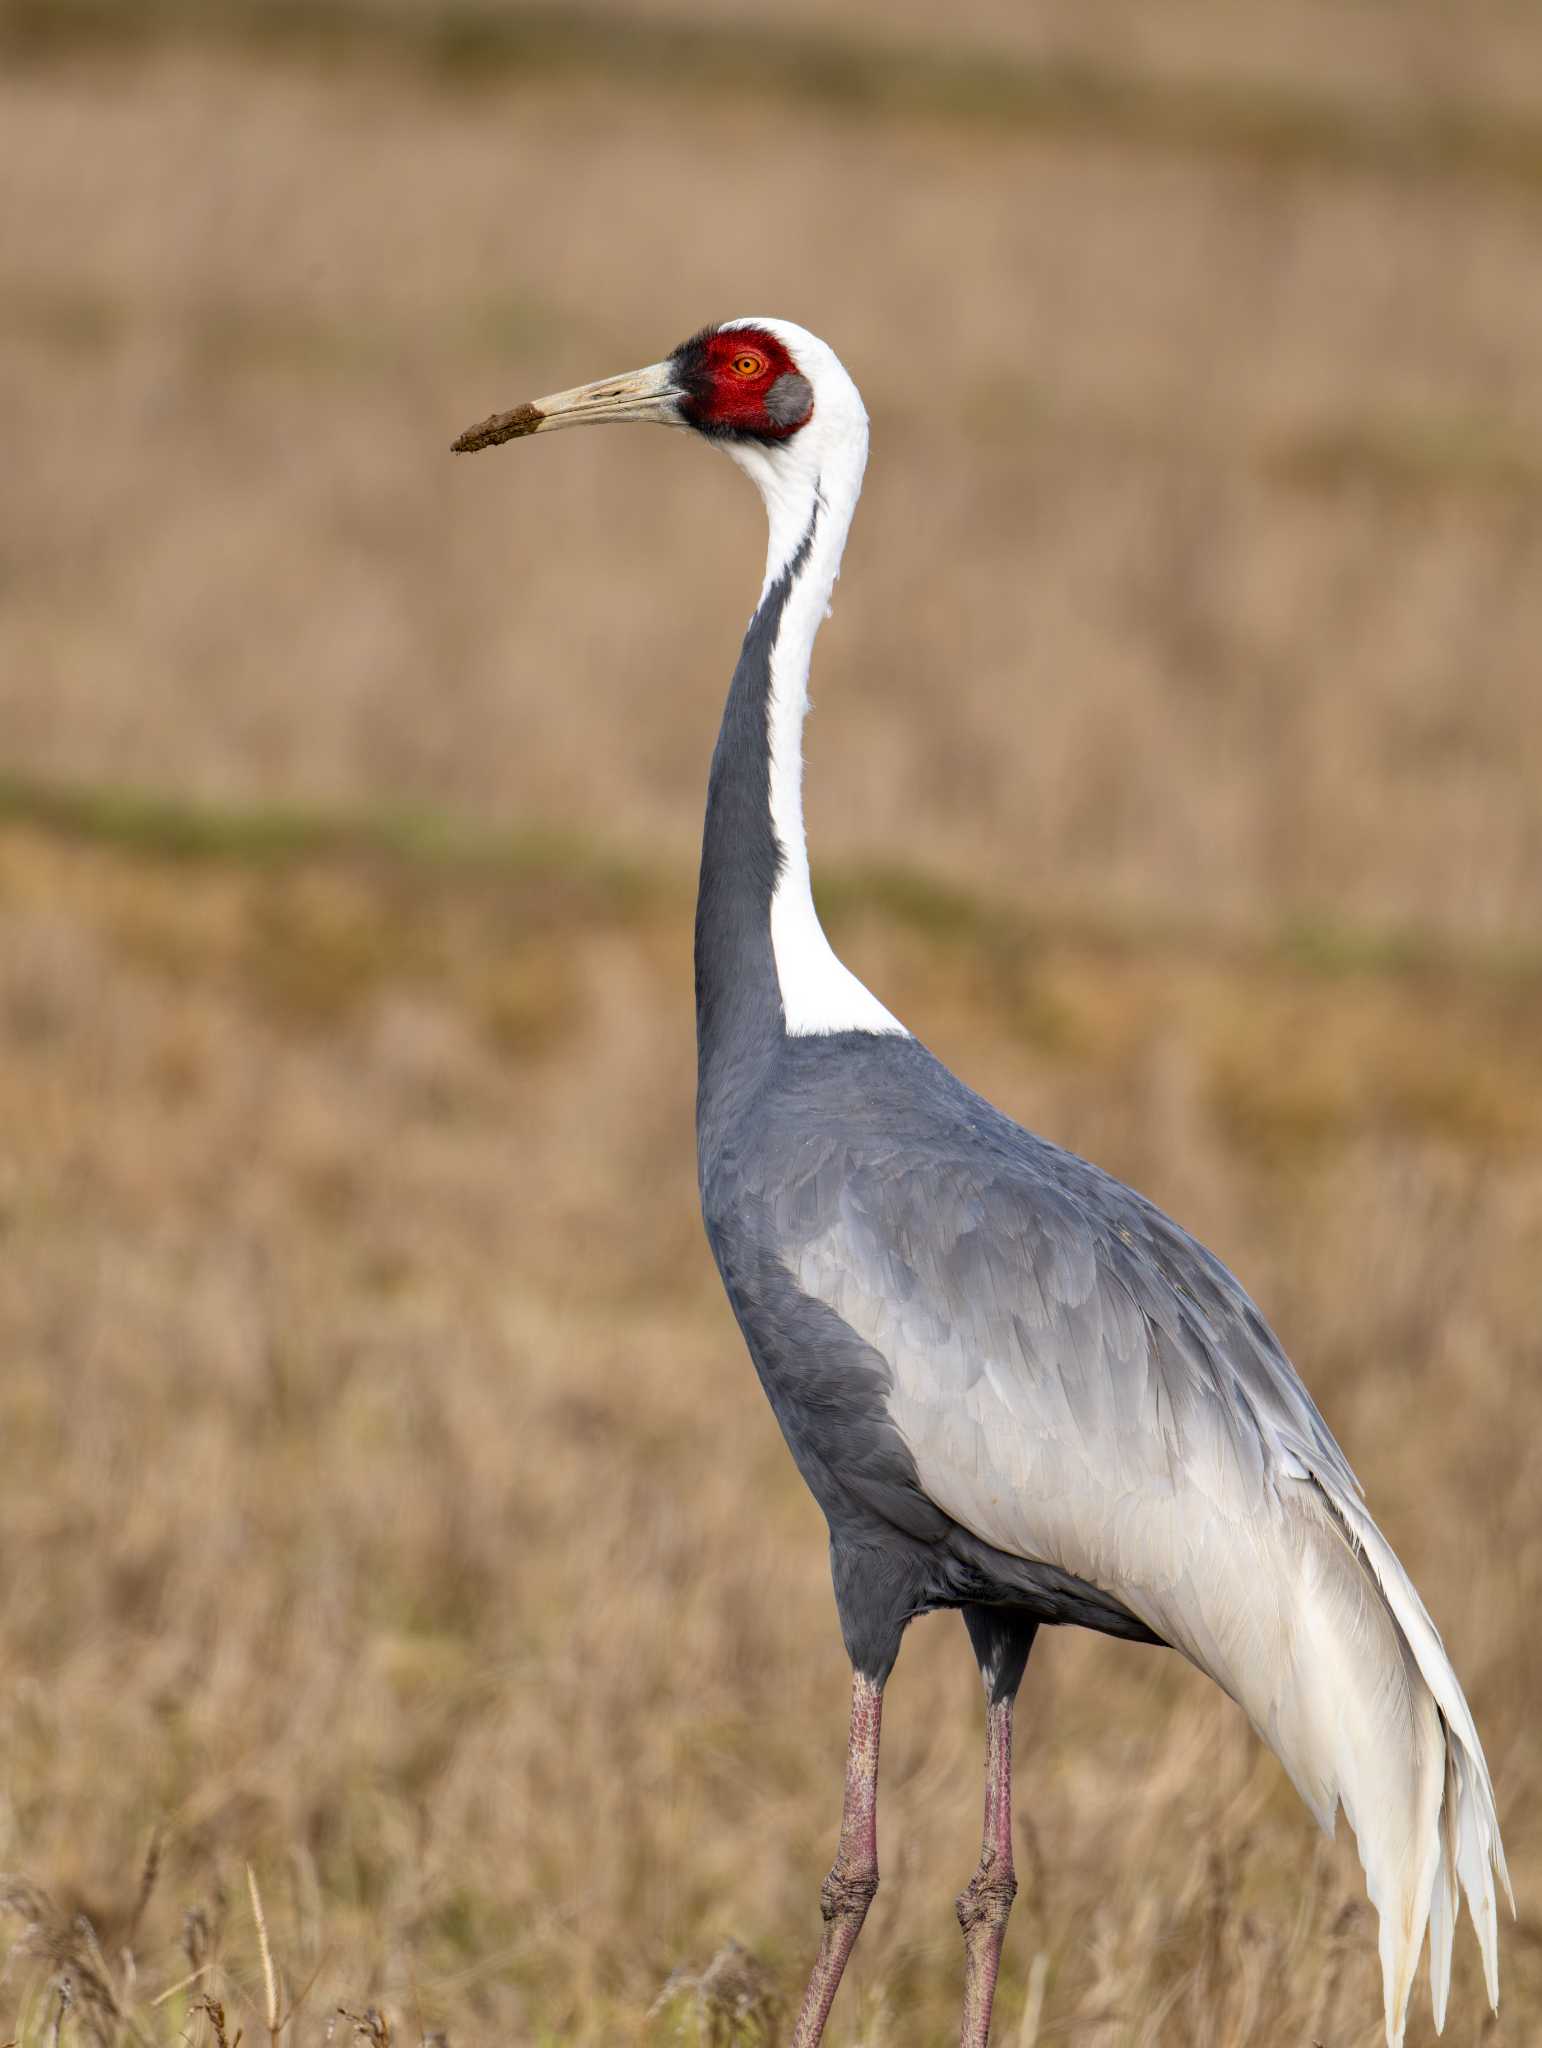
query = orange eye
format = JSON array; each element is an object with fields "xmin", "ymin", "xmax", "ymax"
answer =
[{"xmin": 730, "ymin": 352, "xmax": 766, "ymax": 378}]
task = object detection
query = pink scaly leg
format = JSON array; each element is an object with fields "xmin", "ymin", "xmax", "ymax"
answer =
[
  {"xmin": 956, "ymin": 1691, "xmax": 1017, "ymax": 2048},
  {"xmin": 789, "ymin": 1671, "xmax": 883, "ymax": 2048}
]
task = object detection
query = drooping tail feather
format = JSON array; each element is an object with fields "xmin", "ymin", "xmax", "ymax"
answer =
[
  {"xmin": 1226, "ymin": 1476, "xmax": 1512, "ymax": 2047},
  {"xmin": 1324, "ymin": 1482, "xmax": 1512, "ymax": 2032},
  {"xmin": 1142, "ymin": 1460, "xmax": 1510, "ymax": 2048}
]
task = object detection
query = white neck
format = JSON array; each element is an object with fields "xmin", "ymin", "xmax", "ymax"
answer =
[{"xmin": 719, "ymin": 320, "xmax": 907, "ymax": 1040}]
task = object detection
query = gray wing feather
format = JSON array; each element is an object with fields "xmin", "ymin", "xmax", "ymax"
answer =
[{"xmin": 778, "ymin": 1131, "xmax": 1357, "ymax": 1563}]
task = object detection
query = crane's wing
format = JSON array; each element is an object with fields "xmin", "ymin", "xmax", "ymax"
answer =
[{"xmin": 774, "ymin": 1106, "xmax": 1509, "ymax": 2047}]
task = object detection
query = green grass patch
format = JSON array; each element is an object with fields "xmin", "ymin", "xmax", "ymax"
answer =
[
  {"xmin": 0, "ymin": 770, "xmax": 658, "ymax": 910},
  {"xmin": 4, "ymin": 771, "xmax": 1539, "ymax": 994},
  {"xmin": 1273, "ymin": 414, "xmax": 1542, "ymax": 502}
]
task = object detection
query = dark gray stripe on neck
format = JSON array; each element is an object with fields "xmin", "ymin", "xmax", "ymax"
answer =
[{"xmin": 695, "ymin": 508, "xmax": 820, "ymax": 1137}]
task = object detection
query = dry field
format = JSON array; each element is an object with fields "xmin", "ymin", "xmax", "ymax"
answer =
[{"xmin": 0, "ymin": 5, "xmax": 1540, "ymax": 2044}]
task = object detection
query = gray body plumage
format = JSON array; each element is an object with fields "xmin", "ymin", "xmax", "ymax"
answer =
[{"xmin": 707, "ymin": 1023, "xmax": 1319, "ymax": 1674}]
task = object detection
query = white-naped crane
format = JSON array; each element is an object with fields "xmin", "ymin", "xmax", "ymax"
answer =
[{"xmin": 453, "ymin": 319, "xmax": 1510, "ymax": 2048}]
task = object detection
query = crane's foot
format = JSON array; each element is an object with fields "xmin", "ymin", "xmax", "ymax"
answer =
[{"xmin": 957, "ymin": 1848, "xmax": 1017, "ymax": 2047}]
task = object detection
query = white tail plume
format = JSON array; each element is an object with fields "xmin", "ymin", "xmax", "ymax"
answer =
[{"xmin": 1221, "ymin": 1474, "xmax": 1511, "ymax": 2047}]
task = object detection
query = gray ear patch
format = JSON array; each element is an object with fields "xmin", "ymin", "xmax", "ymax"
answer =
[{"xmin": 765, "ymin": 371, "xmax": 814, "ymax": 427}]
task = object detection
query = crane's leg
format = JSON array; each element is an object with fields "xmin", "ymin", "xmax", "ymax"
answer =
[
  {"xmin": 957, "ymin": 1607, "xmax": 1037, "ymax": 2048},
  {"xmin": 789, "ymin": 1669, "xmax": 883, "ymax": 2048}
]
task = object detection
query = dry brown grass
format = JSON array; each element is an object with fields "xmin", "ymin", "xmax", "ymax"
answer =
[
  {"xmin": 0, "ymin": 813, "xmax": 1536, "ymax": 2045},
  {"xmin": 0, "ymin": 8, "xmax": 1539, "ymax": 2044}
]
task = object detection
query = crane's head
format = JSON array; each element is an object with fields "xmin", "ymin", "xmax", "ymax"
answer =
[
  {"xmin": 454, "ymin": 317, "xmax": 869, "ymax": 565},
  {"xmin": 452, "ymin": 318, "xmax": 862, "ymax": 492}
]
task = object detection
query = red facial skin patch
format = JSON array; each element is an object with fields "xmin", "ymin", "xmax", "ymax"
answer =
[{"xmin": 672, "ymin": 325, "xmax": 815, "ymax": 442}]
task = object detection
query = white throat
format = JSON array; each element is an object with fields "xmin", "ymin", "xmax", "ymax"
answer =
[{"xmin": 719, "ymin": 320, "xmax": 907, "ymax": 1041}]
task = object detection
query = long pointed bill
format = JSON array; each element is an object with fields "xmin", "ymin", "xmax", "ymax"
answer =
[{"xmin": 452, "ymin": 360, "xmax": 682, "ymax": 453}]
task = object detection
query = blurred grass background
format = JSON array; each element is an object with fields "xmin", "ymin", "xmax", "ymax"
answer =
[{"xmin": 0, "ymin": 2, "xmax": 1539, "ymax": 2043}]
